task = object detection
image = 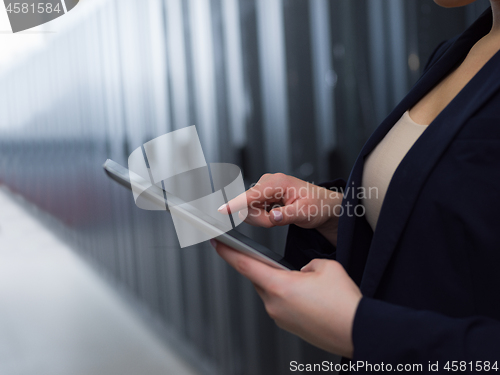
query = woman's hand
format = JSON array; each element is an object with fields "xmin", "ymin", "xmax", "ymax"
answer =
[
  {"xmin": 218, "ymin": 173, "xmax": 343, "ymax": 246},
  {"xmin": 213, "ymin": 240, "xmax": 362, "ymax": 358}
]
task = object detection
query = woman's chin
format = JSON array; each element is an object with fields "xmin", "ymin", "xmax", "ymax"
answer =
[{"xmin": 433, "ymin": 0, "xmax": 479, "ymax": 7}]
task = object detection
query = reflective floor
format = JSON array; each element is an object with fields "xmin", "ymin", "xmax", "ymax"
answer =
[{"xmin": 0, "ymin": 187, "xmax": 198, "ymax": 375}]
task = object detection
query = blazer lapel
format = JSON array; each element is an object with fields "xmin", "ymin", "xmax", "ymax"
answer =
[{"xmin": 336, "ymin": 10, "xmax": 499, "ymax": 295}]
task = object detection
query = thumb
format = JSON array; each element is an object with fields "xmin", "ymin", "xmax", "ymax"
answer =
[{"xmin": 268, "ymin": 201, "xmax": 305, "ymax": 226}]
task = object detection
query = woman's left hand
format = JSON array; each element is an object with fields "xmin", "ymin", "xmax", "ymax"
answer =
[{"xmin": 212, "ymin": 240, "xmax": 362, "ymax": 359}]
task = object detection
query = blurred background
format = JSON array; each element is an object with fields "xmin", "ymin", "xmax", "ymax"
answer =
[{"xmin": 0, "ymin": 0, "xmax": 491, "ymax": 374}]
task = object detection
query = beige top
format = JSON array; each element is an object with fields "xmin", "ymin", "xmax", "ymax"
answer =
[{"xmin": 362, "ymin": 111, "xmax": 427, "ymax": 231}]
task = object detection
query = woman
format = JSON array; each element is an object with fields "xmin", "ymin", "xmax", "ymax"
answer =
[{"xmin": 213, "ymin": 0, "xmax": 500, "ymax": 370}]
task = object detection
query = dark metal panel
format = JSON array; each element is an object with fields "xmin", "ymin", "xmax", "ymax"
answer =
[
  {"xmin": 310, "ymin": 0, "xmax": 336, "ymax": 182},
  {"xmin": 256, "ymin": 0, "xmax": 291, "ymax": 174}
]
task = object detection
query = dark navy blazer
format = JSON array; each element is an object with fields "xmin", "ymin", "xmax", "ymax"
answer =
[{"xmin": 285, "ymin": 8, "xmax": 500, "ymax": 370}]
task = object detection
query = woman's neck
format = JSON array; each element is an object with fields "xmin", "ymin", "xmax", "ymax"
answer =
[{"xmin": 490, "ymin": 0, "xmax": 500, "ymax": 34}]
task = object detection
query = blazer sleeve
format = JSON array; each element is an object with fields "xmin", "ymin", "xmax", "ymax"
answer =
[
  {"xmin": 283, "ymin": 178, "xmax": 346, "ymax": 270},
  {"xmin": 352, "ymin": 297, "xmax": 500, "ymax": 367}
]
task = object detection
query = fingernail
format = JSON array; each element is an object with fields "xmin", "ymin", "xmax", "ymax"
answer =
[
  {"xmin": 218, "ymin": 204, "xmax": 227, "ymax": 212},
  {"xmin": 272, "ymin": 210, "xmax": 283, "ymax": 222},
  {"xmin": 210, "ymin": 239, "xmax": 217, "ymax": 248}
]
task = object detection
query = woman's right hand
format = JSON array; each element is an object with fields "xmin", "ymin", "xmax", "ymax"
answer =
[{"xmin": 218, "ymin": 173, "xmax": 343, "ymax": 246}]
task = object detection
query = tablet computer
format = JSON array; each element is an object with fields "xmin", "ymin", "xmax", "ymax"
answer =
[{"xmin": 103, "ymin": 159, "xmax": 295, "ymax": 270}]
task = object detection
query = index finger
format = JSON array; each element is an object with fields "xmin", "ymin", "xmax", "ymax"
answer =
[
  {"xmin": 218, "ymin": 189, "xmax": 249, "ymax": 214},
  {"xmin": 218, "ymin": 183, "xmax": 283, "ymax": 214}
]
